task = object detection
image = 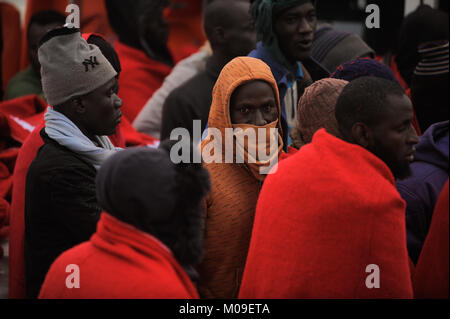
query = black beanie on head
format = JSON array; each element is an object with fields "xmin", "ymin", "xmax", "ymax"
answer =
[
  {"xmin": 395, "ymin": 5, "xmax": 449, "ymax": 86},
  {"xmin": 86, "ymin": 34, "xmax": 121, "ymax": 74},
  {"xmin": 96, "ymin": 147, "xmax": 178, "ymax": 233},
  {"xmin": 95, "ymin": 140, "xmax": 211, "ymax": 254}
]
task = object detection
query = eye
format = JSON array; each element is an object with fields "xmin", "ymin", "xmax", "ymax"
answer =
[
  {"xmin": 246, "ymin": 22, "xmax": 255, "ymax": 31},
  {"xmin": 307, "ymin": 12, "xmax": 317, "ymax": 21},
  {"xmin": 285, "ymin": 16, "xmax": 297, "ymax": 24},
  {"xmin": 264, "ymin": 104, "xmax": 274, "ymax": 113},
  {"xmin": 107, "ymin": 88, "xmax": 115, "ymax": 97},
  {"xmin": 239, "ymin": 107, "xmax": 250, "ymax": 114},
  {"xmin": 397, "ymin": 122, "xmax": 411, "ymax": 132}
]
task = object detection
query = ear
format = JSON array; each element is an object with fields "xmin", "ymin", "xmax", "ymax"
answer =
[
  {"xmin": 351, "ymin": 122, "xmax": 372, "ymax": 149},
  {"xmin": 212, "ymin": 26, "xmax": 226, "ymax": 45},
  {"xmin": 73, "ymin": 97, "xmax": 86, "ymax": 114}
]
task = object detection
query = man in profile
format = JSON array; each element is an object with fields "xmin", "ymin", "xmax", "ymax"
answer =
[{"xmin": 25, "ymin": 27, "xmax": 122, "ymax": 298}]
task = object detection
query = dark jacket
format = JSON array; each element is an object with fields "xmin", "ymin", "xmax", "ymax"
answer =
[
  {"xmin": 249, "ymin": 42, "xmax": 329, "ymax": 148},
  {"xmin": 160, "ymin": 57, "xmax": 221, "ymax": 143},
  {"xmin": 24, "ymin": 129, "xmax": 101, "ymax": 298},
  {"xmin": 397, "ymin": 120, "xmax": 449, "ymax": 264}
]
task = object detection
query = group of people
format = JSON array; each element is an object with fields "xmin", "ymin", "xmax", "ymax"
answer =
[{"xmin": 0, "ymin": 0, "xmax": 448, "ymax": 299}]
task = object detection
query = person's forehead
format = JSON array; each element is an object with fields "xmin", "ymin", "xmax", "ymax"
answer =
[
  {"xmin": 380, "ymin": 94, "xmax": 414, "ymax": 124},
  {"xmin": 223, "ymin": 1, "xmax": 252, "ymax": 26},
  {"xmin": 98, "ymin": 77, "xmax": 117, "ymax": 91},
  {"xmin": 85, "ymin": 77, "xmax": 116, "ymax": 99},
  {"xmin": 278, "ymin": 2, "xmax": 315, "ymax": 17},
  {"xmin": 233, "ymin": 80, "xmax": 274, "ymax": 99},
  {"xmin": 385, "ymin": 94, "xmax": 413, "ymax": 113}
]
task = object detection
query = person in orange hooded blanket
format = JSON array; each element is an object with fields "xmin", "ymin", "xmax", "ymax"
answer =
[
  {"xmin": 238, "ymin": 76, "xmax": 419, "ymax": 299},
  {"xmin": 196, "ymin": 56, "xmax": 294, "ymax": 299},
  {"xmin": 39, "ymin": 140, "xmax": 210, "ymax": 298}
]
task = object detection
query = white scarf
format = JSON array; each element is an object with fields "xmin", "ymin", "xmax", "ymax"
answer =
[{"xmin": 44, "ymin": 106, "xmax": 122, "ymax": 170}]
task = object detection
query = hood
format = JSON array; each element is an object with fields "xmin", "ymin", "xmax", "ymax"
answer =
[
  {"xmin": 204, "ymin": 57, "xmax": 283, "ymax": 157},
  {"xmin": 414, "ymin": 120, "xmax": 449, "ymax": 171}
]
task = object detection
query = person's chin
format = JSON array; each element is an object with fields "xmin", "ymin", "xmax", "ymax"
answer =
[
  {"xmin": 104, "ymin": 127, "xmax": 117, "ymax": 137},
  {"xmin": 295, "ymin": 50, "xmax": 311, "ymax": 62},
  {"xmin": 393, "ymin": 164, "xmax": 413, "ymax": 180}
]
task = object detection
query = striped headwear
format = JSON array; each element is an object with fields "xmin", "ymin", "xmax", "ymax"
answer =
[{"xmin": 414, "ymin": 41, "xmax": 449, "ymax": 76}]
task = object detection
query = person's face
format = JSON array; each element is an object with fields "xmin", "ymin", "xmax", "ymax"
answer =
[
  {"xmin": 79, "ymin": 77, "xmax": 122, "ymax": 137},
  {"xmin": 222, "ymin": 1, "xmax": 257, "ymax": 59},
  {"xmin": 139, "ymin": 0, "xmax": 170, "ymax": 48},
  {"xmin": 28, "ymin": 22, "xmax": 62, "ymax": 74},
  {"xmin": 274, "ymin": 2, "xmax": 317, "ymax": 64},
  {"xmin": 367, "ymin": 94, "xmax": 419, "ymax": 180},
  {"xmin": 230, "ymin": 80, "xmax": 278, "ymax": 126}
]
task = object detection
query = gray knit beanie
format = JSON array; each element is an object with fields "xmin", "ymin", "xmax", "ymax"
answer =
[
  {"xmin": 311, "ymin": 25, "xmax": 375, "ymax": 73},
  {"xmin": 38, "ymin": 27, "xmax": 117, "ymax": 106}
]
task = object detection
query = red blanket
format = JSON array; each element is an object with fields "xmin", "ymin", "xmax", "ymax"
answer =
[
  {"xmin": 0, "ymin": 95, "xmax": 47, "ymax": 256},
  {"xmin": 114, "ymin": 40, "xmax": 172, "ymax": 122},
  {"xmin": 39, "ymin": 213, "xmax": 199, "ymax": 299},
  {"xmin": 238, "ymin": 129, "xmax": 413, "ymax": 299},
  {"xmin": 413, "ymin": 180, "xmax": 449, "ymax": 299},
  {"xmin": 8, "ymin": 119, "xmax": 44, "ymax": 298}
]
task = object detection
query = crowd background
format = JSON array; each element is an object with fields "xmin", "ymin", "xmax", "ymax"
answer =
[{"xmin": 0, "ymin": 0, "xmax": 448, "ymax": 300}]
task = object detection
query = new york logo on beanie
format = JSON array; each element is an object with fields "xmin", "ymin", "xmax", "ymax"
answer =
[{"xmin": 83, "ymin": 56, "xmax": 100, "ymax": 72}]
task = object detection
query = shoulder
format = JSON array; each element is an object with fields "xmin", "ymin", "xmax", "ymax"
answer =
[
  {"xmin": 28, "ymin": 141, "xmax": 96, "ymax": 182},
  {"xmin": 164, "ymin": 71, "xmax": 211, "ymax": 108},
  {"xmin": 172, "ymin": 71, "xmax": 211, "ymax": 97},
  {"xmin": 5, "ymin": 68, "xmax": 41, "ymax": 99}
]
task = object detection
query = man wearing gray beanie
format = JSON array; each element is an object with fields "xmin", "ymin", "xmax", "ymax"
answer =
[
  {"xmin": 24, "ymin": 27, "xmax": 123, "ymax": 298},
  {"xmin": 249, "ymin": 0, "xmax": 329, "ymax": 148}
]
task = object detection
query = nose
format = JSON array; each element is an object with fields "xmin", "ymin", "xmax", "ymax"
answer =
[
  {"xmin": 407, "ymin": 124, "xmax": 420, "ymax": 145},
  {"xmin": 298, "ymin": 18, "xmax": 313, "ymax": 34},
  {"xmin": 254, "ymin": 110, "xmax": 267, "ymax": 127},
  {"xmin": 114, "ymin": 94, "xmax": 123, "ymax": 109}
]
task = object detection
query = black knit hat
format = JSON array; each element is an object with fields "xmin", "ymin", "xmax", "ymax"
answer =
[
  {"xmin": 411, "ymin": 41, "xmax": 449, "ymax": 132},
  {"xmin": 96, "ymin": 141, "xmax": 211, "ymax": 239},
  {"xmin": 414, "ymin": 41, "xmax": 449, "ymax": 76},
  {"xmin": 395, "ymin": 5, "xmax": 449, "ymax": 85},
  {"xmin": 311, "ymin": 26, "xmax": 374, "ymax": 73}
]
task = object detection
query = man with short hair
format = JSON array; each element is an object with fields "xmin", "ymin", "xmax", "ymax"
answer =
[
  {"xmin": 249, "ymin": 0, "xmax": 329, "ymax": 146},
  {"xmin": 239, "ymin": 77, "xmax": 419, "ymax": 298},
  {"xmin": 5, "ymin": 10, "xmax": 66, "ymax": 101},
  {"xmin": 24, "ymin": 27, "xmax": 122, "ymax": 298},
  {"xmin": 160, "ymin": 0, "xmax": 256, "ymax": 143}
]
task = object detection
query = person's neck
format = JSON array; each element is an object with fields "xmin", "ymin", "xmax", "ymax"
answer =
[
  {"xmin": 62, "ymin": 113, "xmax": 99, "ymax": 146},
  {"xmin": 141, "ymin": 39, "xmax": 174, "ymax": 67},
  {"xmin": 211, "ymin": 51, "xmax": 233, "ymax": 71},
  {"xmin": 287, "ymin": 59, "xmax": 300, "ymax": 72}
]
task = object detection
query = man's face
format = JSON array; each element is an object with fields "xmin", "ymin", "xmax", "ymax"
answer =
[
  {"xmin": 367, "ymin": 94, "xmax": 419, "ymax": 180},
  {"xmin": 80, "ymin": 77, "xmax": 123, "ymax": 137},
  {"xmin": 230, "ymin": 80, "xmax": 278, "ymax": 126},
  {"xmin": 274, "ymin": 2, "xmax": 317, "ymax": 64},
  {"xmin": 223, "ymin": 1, "xmax": 257, "ymax": 59},
  {"xmin": 139, "ymin": 0, "xmax": 170, "ymax": 50},
  {"xmin": 28, "ymin": 22, "xmax": 62, "ymax": 74}
]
